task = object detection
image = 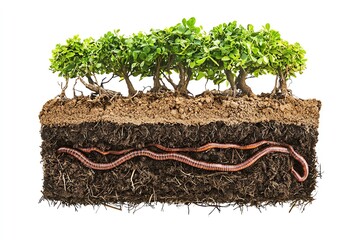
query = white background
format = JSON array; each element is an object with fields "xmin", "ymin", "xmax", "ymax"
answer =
[{"xmin": 1, "ymin": 0, "xmax": 359, "ymax": 239}]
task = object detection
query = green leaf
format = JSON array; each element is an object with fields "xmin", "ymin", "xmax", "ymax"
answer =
[
  {"xmin": 143, "ymin": 46, "xmax": 151, "ymax": 53},
  {"xmin": 265, "ymin": 23, "xmax": 270, "ymax": 30},
  {"xmin": 96, "ymin": 63, "xmax": 102, "ymax": 68},
  {"xmin": 247, "ymin": 24, "xmax": 254, "ymax": 32},
  {"xmin": 196, "ymin": 71, "xmax": 205, "ymax": 80},
  {"xmin": 196, "ymin": 57, "xmax": 207, "ymax": 65},
  {"xmin": 178, "ymin": 25, "xmax": 186, "ymax": 33},
  {"xmin": 250, "ymin": 55, "xmax": 257, "ymax": 62},
  {"xmin": 187, "ymin": 17, "xmax": 196, "ymax": 27},
  {"xmin": 132, "ymin": 51, "xmax": 138, "ymax": 60},
  {"xmin": 182, "ymin": 18, "xmax": 187, "ymax": 26},
  {"xmin": 139, "ymin": 52, "xmax": 146, "ymax": 60},
  {"xmin": 269, "ymin": 55, "xmax": 275, "ymax": 63},
  {"xmin": 221, "ymin": 56, "xmax": 230, "ymax": 61},
  {"xmin": 66, "ymin": 52, "xmax": 75, "ymax": 58},
  {"xmin": 184, "ymin": 30, "xmax": 192, "ymax": 35},
  {"xmin": 262, "ymin": 55, "xmax": 269, "ymax": 64}
]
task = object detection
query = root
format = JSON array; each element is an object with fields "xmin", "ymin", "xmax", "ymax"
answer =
[
  {"xmin": 235, "ymin": 69, "xmax": 255, "ymax": 97},
  {"xmin": 58, "ymin": 78, "xmax": 69, "ymax": 98},
  {"xmin": 78, "ymin": 77, "xmax": 119, "ymax": 98},
  {"xmin": 279, "ymin": 78, "xmax": 293, "ymax": 97},
  {"xmin": 270, "ymin": 75, "xmax": 293, "ymax": 98}
]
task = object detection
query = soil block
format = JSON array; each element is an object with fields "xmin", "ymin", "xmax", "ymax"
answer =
[{"xmin": 39, "ymin": 92, "xmax": 321, "ymax": 208}]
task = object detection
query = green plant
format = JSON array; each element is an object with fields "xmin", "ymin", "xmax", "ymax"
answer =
[
  {"xmin": 49, "ymin": 35, "xmax": 113, "ymax": 96},
  {"xmin": 49, "ymin": 18, "xmax": 307, "ymax": 98},
  {"xmin": 195, "ymin": 22, "xmax": 272, "ymax": 96},
  {"xmin": 165, "ymin": 17, "xmax": 205, "ymax": 94},
  {"xmin": 204, "ymin": 21, "xmax": 249, "ymax": 95},
  {"xmin": 97, "ymin": 30, "xmax": 137, "ymax": 96},
  {"xmin": 253, "ymin": 24, "xmax": 307, "ymax": 95},
  {"xmin": 130, "ymin": 29, "xmax": 172, "ymax": 92},
  {"xmin": 271, "ymin": 40, "xmax": 307, "ymax": 95}
]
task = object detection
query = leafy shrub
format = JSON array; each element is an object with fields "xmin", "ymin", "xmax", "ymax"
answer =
[{"xmin": 50, "ymin": 18, "xmax": 306, "ymax": 97}]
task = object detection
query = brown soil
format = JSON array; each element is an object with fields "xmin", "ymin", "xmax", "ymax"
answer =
[
  {"xmin": 39, "ymin": 91, "xmax": 321, "ymax": 127},
  {"xmin": 40, "ymin": 93, "xmax": 321, "ymax": 208}
]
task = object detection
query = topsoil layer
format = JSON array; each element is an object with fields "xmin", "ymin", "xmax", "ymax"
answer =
[{"xmin": 39, "ymin": 92, "xmax": 321, "ymax": 127}]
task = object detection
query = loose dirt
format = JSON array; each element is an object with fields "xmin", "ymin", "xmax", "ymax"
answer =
[{"xmin": 40, "ymin": 91, "xmax": 321, "ymax": 127}]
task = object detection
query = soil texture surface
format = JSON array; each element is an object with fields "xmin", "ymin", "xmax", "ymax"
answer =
[{"xmin": 40, "ymin": 92, "xmax": 321, "ymax": 127}]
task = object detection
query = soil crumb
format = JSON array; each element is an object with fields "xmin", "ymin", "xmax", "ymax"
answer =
[{"xmin": 39, "ymin": 92, "xmax": 321, "ymax": 127}]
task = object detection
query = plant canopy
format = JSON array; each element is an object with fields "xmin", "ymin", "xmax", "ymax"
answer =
[{"xmin": 50, "ymin": 18, "xmax": 307, "ymax": 97}]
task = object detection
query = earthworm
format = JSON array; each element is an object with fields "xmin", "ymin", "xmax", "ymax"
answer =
[
  {"xmin": 76, "ymin": 147, "xmax": 134, "ymax": 155},
  {"xmin": 57, "ymin": 145, "xmax": 308, "ymax": 182},
  {"xmin": 147, "ymin": 140, "xmax": 283, "ymax": 152},
  {"xmin": 78, "ymin": 140, "xmax": 290, "ymax": 155}
]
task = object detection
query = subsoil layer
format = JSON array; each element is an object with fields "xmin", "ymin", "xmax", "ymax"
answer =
[{"xmin": 40, "ymin": 93, "xmax": 320, "ymax": 207}]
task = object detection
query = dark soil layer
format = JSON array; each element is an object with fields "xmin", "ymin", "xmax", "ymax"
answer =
[{"xmin": 41, "ymin": 121, "xmax": 319, "ymax": 207}]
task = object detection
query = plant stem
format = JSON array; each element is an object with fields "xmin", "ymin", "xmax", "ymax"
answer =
[
  {"xmin": 270, "ymin": 75, "xmax": 279, "ymax": 96},
  {"xmin": 161, "ymin": 71, "xmax": 177, "ymax": 89},
  {"xmin": 235, "ymin": 67, "xmax": 254, "ymax": 96},
  {"xmin": 86, "ymin": 75, "xmax": 95, "ymax": 85},
  {"xmin": 60, "ymin": 78, "xmax": 69, "ymax": 97},
  {"xmin": 224, "ymin": 69, "xmax": 236, "ymax": 96},
  {"xmin": 123, "ymin": 74, "xmax": 137, "ymax": 96},
  {"xmin": 152, "ymin": 58, "xmax": 162, "ymax": 92},
  {"xmin": 177, "ymin": 63, "xmax": 191, "ymax": 94},
  {"xmin": 278, "ymin": 68, "xmax": 290, "ymax": 96},
  {"xmin": 119, "ymin": 67, "xmax": 136, "ymax": 96}
]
